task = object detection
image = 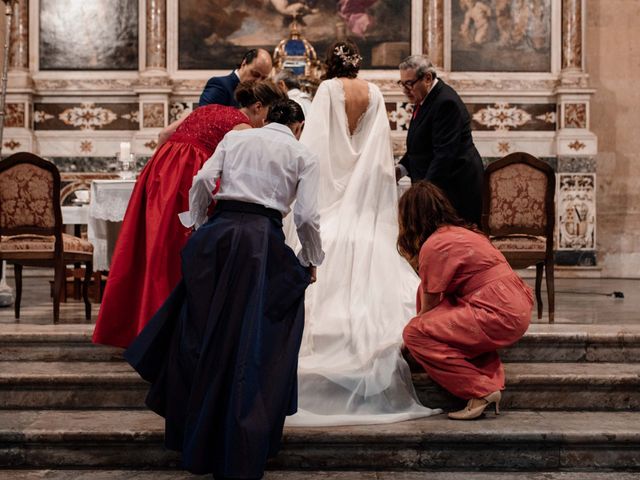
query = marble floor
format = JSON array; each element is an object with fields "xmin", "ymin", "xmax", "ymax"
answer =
[{"xmin": 0, "ymin": 270, "xmax": 638, "ymax": 325}]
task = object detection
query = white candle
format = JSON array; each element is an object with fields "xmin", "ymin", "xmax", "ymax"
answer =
[{"xmin": 119, "ymin": 142, "xmax": 131, "ymax": 162}]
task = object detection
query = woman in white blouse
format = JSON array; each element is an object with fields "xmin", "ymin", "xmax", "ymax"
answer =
[{"xmin": 125, "ymin": 100, "xmax": 323, "ymax": 480}]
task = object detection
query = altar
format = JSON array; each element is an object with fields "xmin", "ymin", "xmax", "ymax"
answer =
[{"xmin": 2, "ymin": 0, "xmax": 598, "ymax": 269}]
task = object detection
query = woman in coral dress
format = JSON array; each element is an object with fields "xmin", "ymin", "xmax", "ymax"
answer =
[
  {"xmin": 93, "ymin": 81, "xmax": 285, "ymax": 348},
  {"xmin": 398, "ymin": 181, "xmax": 533, "ymax": 420}
]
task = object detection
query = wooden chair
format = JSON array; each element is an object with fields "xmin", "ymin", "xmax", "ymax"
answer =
[
  {"xmin": 0, "ymin": 152, "xmax": 93, "ymax": 323},
  {"xmin": 482, "ymin": 152, "xmax": 556, "ymax": 322}
]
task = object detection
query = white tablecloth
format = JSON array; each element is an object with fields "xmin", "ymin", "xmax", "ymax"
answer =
[
  {"xmin": 88, "ymin": 180, "xmax": 136, "ymax": 271},
  {"xmin": 61, "ymin": 205, "xmax": 89, "ymax": 226}
]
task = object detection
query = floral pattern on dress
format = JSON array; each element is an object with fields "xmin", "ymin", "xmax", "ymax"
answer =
[
  {"xmin": 488, "ymin": 164, "xmax": 547, "ymax": 231},
  {"xmin": 0, "ymin": 164, "xmax": 56, "ymax": 229}
]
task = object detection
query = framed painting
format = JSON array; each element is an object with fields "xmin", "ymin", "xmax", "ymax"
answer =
[
  {"xmin": 178, "ymin": 0, "xmax": 412, "ymax": 70},
  {"xmin": 450, "ymin": 0, "xmax": 552, "ymax": 72},
  {"xmin": 39, "ymin": 0, "xmax": 139, "ymax": 70}
]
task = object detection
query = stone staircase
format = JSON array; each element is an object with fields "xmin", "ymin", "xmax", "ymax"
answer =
[{"xmin": 1, "ymin": 323, "xmax": 639, "ymax": 479}]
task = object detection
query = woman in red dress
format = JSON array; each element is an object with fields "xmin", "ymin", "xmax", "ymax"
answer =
[
  {"xmin": 93, "ymin": 81, "xmax": 285, "ymax": 348},
  {"xmin": 397, "ymin": 181, "xmax": 533, "ymax": 420}
]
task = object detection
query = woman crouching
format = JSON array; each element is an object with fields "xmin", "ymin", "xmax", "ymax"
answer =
[{"xmin": 397, "ymin": 181, "xmax": 533, "ymax": 420}]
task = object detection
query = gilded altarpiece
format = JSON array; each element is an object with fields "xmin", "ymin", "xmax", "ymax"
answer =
[{"xmin": 4, "ymin": 0, "xmax": 597, "ymax": 267}]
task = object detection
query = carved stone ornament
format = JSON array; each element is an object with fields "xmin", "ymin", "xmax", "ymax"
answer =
[
  {"xmin": 568, "ymin": 140, "xmax": 586, "ymax": 151},
  {"xmin": 3, "ymin": 139, "xmax": 21, "ymax": 150},
  {"xmin": 144, "ymin": 139, "xmax": 158, "ymax": 150},
  {"xmin": 497, "ymin": 142, "xmax": 511, "ymax": 154},
  {"xmin": 558, "ymin": 173, "xmax": 595, "ymax": 250}
]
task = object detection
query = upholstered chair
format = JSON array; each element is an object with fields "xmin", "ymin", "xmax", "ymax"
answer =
[
  {"xmin": 0, "ymin": 152, "xmax": 93, "ymax": 323},
  {"xmin": 482, "ymin": 152, "xmax": 556, "ymax": 322}
]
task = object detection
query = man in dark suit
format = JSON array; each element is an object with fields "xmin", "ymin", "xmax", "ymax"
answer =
[
  {"xmin": 396, "ymin": 55, "xmax": 484, "ymax": 226},
  {"xmin": 198, "ymin": 48, "xmax": 273, "ymax": 107}
]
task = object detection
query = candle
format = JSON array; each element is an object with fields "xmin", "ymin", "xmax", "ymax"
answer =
[{"xmin": 119, "ymin": 142, "xmax": 131, "ymax": 162}]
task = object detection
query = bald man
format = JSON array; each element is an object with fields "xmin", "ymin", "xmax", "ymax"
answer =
[{"xmin": 198, "ymin": 49, "xmax": 273, "ymax": 107}]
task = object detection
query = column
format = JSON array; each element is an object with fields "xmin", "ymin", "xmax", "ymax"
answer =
[
  {"xmin": 422, "ymin": 0, "xmax": 444, "ymax": 68},
  {"xmin": 8, "ymin": 0, "xmax": 28, "ymax": 70},
  {"xmin": 562, "ymin": 0, "xmax": 582, "ymax": 71},
  {"xmin": 557, "ymin": 0, "xmax": 597, "ymax": 266},
  {"xmin": 4, "ymin": 0, "xmax": 34, "ymax": 156},
  {"xmin": 145, "ymin": 0, "xmax": 166, "ymax": 70},
  {"xmin": 137, "ymin": 0, "xmax": 170, "ymax": 151}
]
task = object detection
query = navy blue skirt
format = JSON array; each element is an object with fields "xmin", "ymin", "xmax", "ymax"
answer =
[{"xmin": 124, "ymin": 201, "xmax": 311, "ymax": 478}]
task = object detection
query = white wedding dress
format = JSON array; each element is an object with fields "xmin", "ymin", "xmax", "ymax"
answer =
[{"xmin": 284, "ymin": 78, "xmax": 441, "ymax": 426}]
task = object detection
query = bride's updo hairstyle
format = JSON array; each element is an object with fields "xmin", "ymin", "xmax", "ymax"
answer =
[
  {"xmin": 397, "ymin": 181, "xmax": 471, "ymax": 270},
  {"xmin": 235, "ymin": 80, "xmax": 286, "ymax": 108},
  {"xmin": 324, "ymin": 40, "xmax": 363, "ymax": 79}
]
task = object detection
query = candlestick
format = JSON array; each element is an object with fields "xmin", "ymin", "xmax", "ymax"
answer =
[{"xmin": 119, "ymin": 141, "xmax": 131, "ymax": 162}]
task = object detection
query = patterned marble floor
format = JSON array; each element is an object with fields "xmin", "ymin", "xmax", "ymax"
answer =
[{"xmin": 0, "ymin": 270, "xmax": 638, "ymax": 325}]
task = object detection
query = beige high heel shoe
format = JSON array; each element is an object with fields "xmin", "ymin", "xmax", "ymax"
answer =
[{"xmin": 447, "ymin": 390, "xmax": 502, "ymax": 420}]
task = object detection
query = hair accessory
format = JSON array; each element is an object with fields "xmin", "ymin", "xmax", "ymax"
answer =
[{"xmin": 334, "ymin": 45, "xmax": 362, "ymax": 68}]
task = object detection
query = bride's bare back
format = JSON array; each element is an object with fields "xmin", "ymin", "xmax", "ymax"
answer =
[{"xmin": 339, "ymin": 78, "xmax": 370, "ymax": 135}]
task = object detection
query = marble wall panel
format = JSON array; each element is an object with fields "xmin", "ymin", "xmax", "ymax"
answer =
[
  {"xmin": 564, "ymin": 103, "xmax": 587, "ymax": 128},
  {"xmin": 4, "ymin": 103, "xmax": 26, "ymax": 128},
  {"xmin": 168, "ymin": 102, "xmax": 197, "ymax": 123},
  {"xmin": 557, "ymin": 173, "xmax": 596, "ymax": 250},
  {"xmin": 468, "ymin": 103, "xmax": 556, "ymax": 131},
  {"xmin": 33, "ymin": 103, "xmax": 140, "ymax": 131},
  {"xmin": 385, "ymin": 102, "xmax": 556, "ymax": 133},
  {"xmin": 54, "ymin": 157, "xmax": 150, "ymax": 174},
  {"xmin": 558, "ymin": 157, "xmax": 596, "ymax": 173},
  {"xmin": 142, "ymin": 103, "xmax": 165, "ymax": 129},
  {"xmin": 386, "ymin": 102, "xmax": 413, "ymax": 132}
]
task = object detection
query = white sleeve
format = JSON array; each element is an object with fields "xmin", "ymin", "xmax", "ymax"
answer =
[
  {"xmin": 187, "ymin": 139, "xmax": 226, "ymax": 229},
  {"xmin": 294, "ymin": 152, "xmax": 324, "ymax": 266}
]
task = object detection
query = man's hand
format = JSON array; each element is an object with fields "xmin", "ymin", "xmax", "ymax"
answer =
[
  {"xmin": 308, "ymin": 265, "xmax": 317, "ymax": 283},
  {"xmin": 395, "ymin": 165, "xmax": 403, "ymax": 182}
]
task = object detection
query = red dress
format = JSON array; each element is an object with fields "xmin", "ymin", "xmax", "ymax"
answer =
[
  {"xmin": 403, "ymin": 226, "xmax": 533, "ymax": 399},
  {"xmin": 93, "ymin": 105, "xmax": 250, "ymax": 348}
]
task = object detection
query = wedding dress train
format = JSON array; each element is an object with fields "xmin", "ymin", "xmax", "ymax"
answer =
[{"xmin": 284, "ymin": 78, "xmax": 441, "ymax": 426}]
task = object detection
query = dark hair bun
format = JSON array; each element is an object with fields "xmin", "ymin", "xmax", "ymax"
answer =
[{"xmin": 267, "ymin": 99, "xmax": 305, "ymax": 125}]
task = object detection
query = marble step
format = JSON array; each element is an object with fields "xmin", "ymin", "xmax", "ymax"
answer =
[
  {"xmin": 0, "ymin": 325, "xmax": 121, "ymax": 362},
  {"xmin": 2, "ymin": 472, "xmax": 640, "ymax": 480},
  {"xmin": 2, "ymin": 361, "xmax": 639, "ymax": 411},
  {"xmin": 2, "ymin": 324, "xmax": 640, "ymax": 363},
  {"xmin": 1, "ymin": 410, "xmax": 639, "ymax": 471}
]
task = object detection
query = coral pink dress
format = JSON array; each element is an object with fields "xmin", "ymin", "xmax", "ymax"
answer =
[
  {"xmin": 93, "ymin": 105, "xmax": 249, "ymax": 348},
  {"xmin": 403, "ymin": 225, "xmax": 533, "ymax": 399}
]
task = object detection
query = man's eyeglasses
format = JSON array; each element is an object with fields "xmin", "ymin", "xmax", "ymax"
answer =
[{"xmin": 397, "ymin": 75, "xmax": 424, "ymax": 90}]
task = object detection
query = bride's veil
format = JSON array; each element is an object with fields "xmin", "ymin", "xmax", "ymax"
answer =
[{"xmin": 284, "ymin": 78, "xmax": 441, "ymax": 425}]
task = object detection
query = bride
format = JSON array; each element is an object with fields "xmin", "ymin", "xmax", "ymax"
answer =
[{"xmin": 285, "ymin": 40, "xmax": 441, "ymax": 426}]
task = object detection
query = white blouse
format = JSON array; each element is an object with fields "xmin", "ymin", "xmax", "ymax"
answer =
[{"xmin": 185, "ymin": 123, "xmax": 324, "ymax": 267}]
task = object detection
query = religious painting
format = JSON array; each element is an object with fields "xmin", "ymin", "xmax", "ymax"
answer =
[
  {"xmin": 40, "ymin": 0, "xmax": 139, "ymax": 70},
  {"xmin": 451, "ymin": 0, "xmax": 551, "ymax": 72},
  {"xmin": 178, "ymin": 0, "xmax": 411, "ymax": 70}
]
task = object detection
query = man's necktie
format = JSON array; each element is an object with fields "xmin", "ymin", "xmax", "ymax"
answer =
[{"xmin": 411, "ymin": 102, "xmax": 421, "ymax": 120}]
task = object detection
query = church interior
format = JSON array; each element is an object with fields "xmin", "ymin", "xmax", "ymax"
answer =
[{"xmin": 0, "ymin": 0, "xmax": 639, "ymax": 478}]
